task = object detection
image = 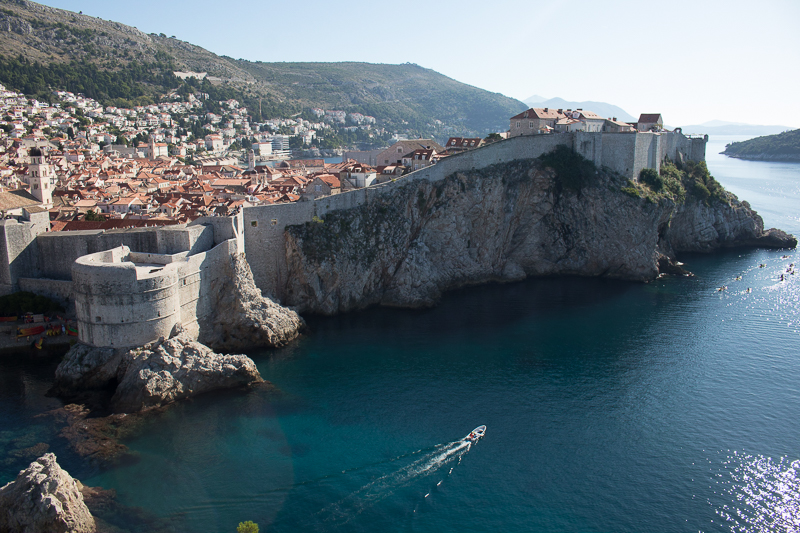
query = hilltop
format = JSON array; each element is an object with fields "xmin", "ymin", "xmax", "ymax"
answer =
[
  {"xmin": 722, "ymin": 129, "xmax": 800, "ymax": 162},
  {"xmin": 0, "ymin": 0, "xmax": 525, "ymax": 137}
]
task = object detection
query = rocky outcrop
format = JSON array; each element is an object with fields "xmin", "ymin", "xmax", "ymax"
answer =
[
  {"xmin": 199, "ymin": 253, "xmax": 303, "ymax": 351},
  {"xmin": 0, "ymin": 453, "xmax": 95, "ymax": 533},
  {"xmin": 112, "ymin": 333, "xmax": 264, "ymax": 412},
  {"xmin": 53, "ymin": 334, "xmax": 265, "ymax": 413},
  {"xmin": 282, "ymin": 159, "xmax": 795, "ymax": 315},
  {"xmin": 666, "ymin": 198, "xmax": 797, "ymax": 252}
]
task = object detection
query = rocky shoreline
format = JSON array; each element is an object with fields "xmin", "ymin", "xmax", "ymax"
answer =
[
  {"xmin": 53, "ymin": 332, "xmax": 265, "ymax": 414},
  {"xmin": 281, "ymin": 158, "xmax": 796, "ymax": 315},
  {"xmin": 722, "ymin": 152, "xmax": 800, "ymax": 162}
]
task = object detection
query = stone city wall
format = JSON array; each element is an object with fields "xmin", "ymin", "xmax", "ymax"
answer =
[{"xmin": 17, "ymin": 277, "xmax": 73, "ymax": 305}]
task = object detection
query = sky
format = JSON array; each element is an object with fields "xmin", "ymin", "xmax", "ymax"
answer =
[{"xmin": 34, "ymin": 0, "xmax": 800, "ymax": 128}]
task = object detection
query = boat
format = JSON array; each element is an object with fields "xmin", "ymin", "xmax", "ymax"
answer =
[
  {"xmin": 17, "ymin": 325, "xmax": 45, "ymax": 338},
  {"xmin": 465, "ymin": 425, "xmax": 486, "ymax": 442}
]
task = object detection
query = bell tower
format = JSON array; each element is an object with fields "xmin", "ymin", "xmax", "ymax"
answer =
[{"xmin": 26, "ymin": 147, "xmax": 53, "ymax": 208}]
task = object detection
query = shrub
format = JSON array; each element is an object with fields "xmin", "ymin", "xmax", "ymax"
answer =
[
  {"xmin": 638, "ymin": 168, "xmax": 664, "ymax": 191},
  {"xmin": 621, "ymin": 186, "xmax": 640, "ymax": 198},
  {"xmin": 237, "ymin": 521, "xmax": 259, "ymax": 533},
  {"xmin": 539, "ymin": 145, "xmax": 597, "ymax": 192},
  {"xmin": 0, "ymin": 292, "xmax": 64, "ymax": 316}
]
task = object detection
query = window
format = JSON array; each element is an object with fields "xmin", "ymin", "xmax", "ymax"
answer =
[
  {"xmin": 530, "ymin": 122, "xmax": 534, "ymax": 128},
  {"xmin": 516, "ymin": 121, "xmax": 520, "ymax": 128},
  {"xmin": 251, "ymin": 220, "xmax": 258, "ymax": 227}
]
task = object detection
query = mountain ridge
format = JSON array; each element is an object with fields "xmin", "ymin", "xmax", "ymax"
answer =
[{"xmin": 0, "ymin": 0, "xmax": 526, "ymax": 136}]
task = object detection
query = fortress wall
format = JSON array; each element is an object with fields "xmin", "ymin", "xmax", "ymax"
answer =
[
  {"xmin": 244, "ymin": 201, "xmax": 315, "ymax": 298},
  {"xmin": 177, "ymin": 239, "xmax": 238, "ymax": 339},
  {"xmin": 690, "ymin": 137, "xmax": 707, "ymax": 162},
  {"xmin": 36, "ymin": 225, "xmax": 215, "ymax": 281},
  {"xmin": 402, "ymin": 134, "xmax": 573, "ymax": 187},
  {"xmin": 190, "ymin": 212, "xmax": 244, "ymax": 250},
  {"xmin": 36, "ymin": 231, "xmax": 102, "ymax": 280},
  {"xmin": 633, "ymin": 133, "xmax": 659, "ymax": 180},
  {"xmin": 155, "ymin": 224, "xmax": 213, "ymax": 255},
  {"xmin": 573, "ymin": 132, "xmax": 604, "ymax": 168},
  {"xmin": 600, "ymin": 133, "xmax": 638, "ymax": 179},
  {"xmin": 17, "ymin": 278, "xmax": 73, "ymax": 306},
  {"xmin": 72, "ymin": 247, "xmax": 181, "ymax": 347},
  {"xmin": 0, "ymin": 219, "xmax": 39, "ymax": 289},
  {"xmin": 71, "ymin": 237, "xmax": 240, "ymax": 348}
]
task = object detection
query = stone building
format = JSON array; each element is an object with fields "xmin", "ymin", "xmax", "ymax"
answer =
[
  {"xmin": 25, "ymin": 148, "xmax": 53, "ymax": 208},
  {"xmin": 509, "ymin": 108, "xmax": 567, "ymax": 136},
  {"xmin": 637, "ymin": 114, "xmax": 663, "ymax": 132}
]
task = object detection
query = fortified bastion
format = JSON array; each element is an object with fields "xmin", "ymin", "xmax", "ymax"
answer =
[{"xmin": 0, "ymin": 131, "xmax": 709, "ymax": 348}]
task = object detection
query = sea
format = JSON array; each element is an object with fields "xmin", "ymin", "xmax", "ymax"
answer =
[{"xmin": 1, "ymin": 135, "xmax": 798, "ymax": 533}]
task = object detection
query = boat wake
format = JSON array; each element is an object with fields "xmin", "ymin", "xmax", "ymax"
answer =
[{"xmin": 317, "ymin": 428, "xmax": 484, "ymax": 526}]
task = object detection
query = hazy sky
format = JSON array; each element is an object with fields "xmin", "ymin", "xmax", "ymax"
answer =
[{"xmin": 35, "ymin": 0, "xmax": 800, "ymax": 127}]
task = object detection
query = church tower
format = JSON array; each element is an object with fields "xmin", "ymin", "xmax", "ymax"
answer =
[
  {"xmin": 247, "ymin": 149, "xmax": 256, "ymax": 172},
  {"xmin": 26, "ymin": 147, "xmax": 53, "ymax": 208}
]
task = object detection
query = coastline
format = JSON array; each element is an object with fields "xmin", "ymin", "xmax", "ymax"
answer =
[{"xmin": 722, "ymin": 152, "xmax": 800, "ymax": 162}]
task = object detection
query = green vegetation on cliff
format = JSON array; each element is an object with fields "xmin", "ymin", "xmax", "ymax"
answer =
[
  {"xmin": 722, "ymin": 129, "xmax": 800, "ymax": 160},
  {"xmin": 633, "ymin": 160, "xmax": 728, "ymax": 206}
]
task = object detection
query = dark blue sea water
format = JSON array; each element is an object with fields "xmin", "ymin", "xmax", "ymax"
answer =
[{"xmin": 1, "ymin": 135, "xmax": 798, "ymax": 532}]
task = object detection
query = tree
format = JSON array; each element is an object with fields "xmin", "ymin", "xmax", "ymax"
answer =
[
  {"xmin": 484, "ymin": 132, "xmax": 503, "ymax": 143},
  {"xmin": 84, "ymin": 210, "xmax": 103, "ymax": 221},
  {"xmin": 237, "ymin": 521, "xmax": 259, "ymax": 533}
]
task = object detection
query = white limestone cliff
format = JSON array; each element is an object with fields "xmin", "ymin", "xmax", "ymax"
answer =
[
  {"xmin": 199, "ymin": 253, "xmax": 303, "ymax": 351},
  {"xmin": 0, "ymin": 453, "xmax": 95, "ymax": 533},
  {"xmin": 280, "ymin": 159, "xmax": 795, "ymax": 315}
]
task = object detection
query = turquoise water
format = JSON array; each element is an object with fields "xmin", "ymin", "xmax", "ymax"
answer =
[{"xmin": 2, "ymin": 136, "xmax": 799, "ymax": 532}]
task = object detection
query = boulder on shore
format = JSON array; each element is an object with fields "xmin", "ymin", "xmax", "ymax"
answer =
[
  {"xmin": 53, "ymin": 333, "xmax": 265, "ymax": 413},
  {"xmin": 0, "ymin": 453, "xmax": 95, "ymax": 533}
]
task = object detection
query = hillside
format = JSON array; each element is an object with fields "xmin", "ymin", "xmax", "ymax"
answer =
[
  {"xmin": 0, "ymin": 0, "xmax": 526, "ymax": 136},
  {"xmin": 722, "ymin": 129, "xmax": 800, "ymax": 162}
]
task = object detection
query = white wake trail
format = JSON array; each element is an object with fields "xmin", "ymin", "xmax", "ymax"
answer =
[{"xmin": 318, "ymin": 438, "xmax": 475, "ymax": 525}]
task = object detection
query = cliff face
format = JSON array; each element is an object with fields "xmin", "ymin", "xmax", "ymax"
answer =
[
  {"xmin": 199, "ymin": 253, "xmax": 303, "ymax": 352},
  {"xmin": 281, "ymin": 159, "xmax": 795, "ymax": 315},
  {"xmin": 0, "ymin": 453, "xmax": 95, "ymax": 533},
  {"xmin": 665, "ymin": 198, "xmax": 795, "ymax": 252}
]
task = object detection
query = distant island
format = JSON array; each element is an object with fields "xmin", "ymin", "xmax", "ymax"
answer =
[{"xmin": 722, "ymin": 129, "xmax": 800, "ymax": 162}]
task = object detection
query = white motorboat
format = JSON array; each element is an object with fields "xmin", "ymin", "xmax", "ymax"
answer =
[{"xmin": 465, "ymin": 425, "xmax": 486, "ymax": 442}]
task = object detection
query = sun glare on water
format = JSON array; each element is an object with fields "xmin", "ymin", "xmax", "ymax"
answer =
[{"xmin": 710, "ymin": 452, "xmax": 800, "ymax": 533}]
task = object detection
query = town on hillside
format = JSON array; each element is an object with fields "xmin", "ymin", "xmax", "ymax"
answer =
[{"xmin": 0, "ymin": 82, "xmax": 668, "ymax": 231}]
